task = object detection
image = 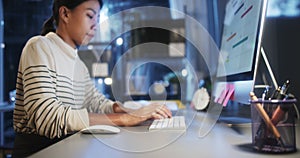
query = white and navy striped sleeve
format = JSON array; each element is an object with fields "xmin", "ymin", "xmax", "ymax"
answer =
[
  {"xmin": 83, "ymin": 76, "xmax": 115, "ymax": 114},
  {"xmin": 14, "ymin": 37, "xmax": 89, "ymax": 139}
]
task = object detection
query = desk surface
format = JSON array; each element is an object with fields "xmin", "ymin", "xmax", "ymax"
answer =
[{"xmin": 30, "ymin": 109, "xmax": 300, "ymax": 158}]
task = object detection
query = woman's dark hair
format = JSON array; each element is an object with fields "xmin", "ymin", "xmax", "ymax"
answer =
[{"xmin": 41, "ymin": 0, "xmax": 103, "ymax": 36}]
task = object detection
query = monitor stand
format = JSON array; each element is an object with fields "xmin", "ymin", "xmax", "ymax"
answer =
[
  {"xmin": 254, "ymin": 47, "xmax": 279, "ymax": 92},
  {"xmin": 218, "ymin": 101, "xmax": 252, "ymax": 123},
  {"xmin": 218, "ymin": 47, "xmax": 279, "ymax": 127}
]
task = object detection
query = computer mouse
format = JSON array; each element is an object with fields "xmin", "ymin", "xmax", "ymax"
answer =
[{"xmin": 81, "ymin": 125, "xmax": 120, "ymax": 134}]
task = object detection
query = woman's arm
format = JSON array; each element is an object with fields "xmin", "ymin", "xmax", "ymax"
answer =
[
  {"xmin": 89, "ymin": 102, "xmax": 172, "ymax": 126},
  {"xmin": 14, "ymin": 37, "xmax": 89, "ymax": 139},
  {"xmin": 88, "ymin": 113, "xmax": 146, "ymax": 126}
]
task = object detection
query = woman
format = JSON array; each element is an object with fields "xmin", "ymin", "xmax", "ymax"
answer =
[{"xmin": 13, "ymin": 0, "xmax": 171, "ymax": 157}]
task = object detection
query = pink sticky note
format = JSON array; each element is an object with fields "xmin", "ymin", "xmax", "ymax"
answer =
[
  {"xmin": 216, "ymin": 86, "xmax": 229, "ymax": 105},
  {"xmin": 222, "ymin": 84, "xmax": 235, "ymax": 107}
]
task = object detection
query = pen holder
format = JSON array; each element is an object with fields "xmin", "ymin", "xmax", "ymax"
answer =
[{"xmin": 250, "ymin": 99, "xmax": 297, "ymax": 153}]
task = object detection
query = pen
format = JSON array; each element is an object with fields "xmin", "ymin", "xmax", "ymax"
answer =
[
  {"xmin": 250, "ymin": 92, "xmax": 284, "ymax": 147},
  {"xmin": 280, "ymin": 80, "xmax": 290, "ymax": 95},
  {"xmin": 261, "ymin": 87, "xmax": 268, "ymax": 108},
  {"xmin": 262, "ymin": 86, "xmax": 269, "ymax": 100},
  {"xmin": 271, "ymin": 80, "xmax": 290, "ymax": 125},
  {"xmin": 269, "ymin": 86, "xmax": 282, "ymax": 100}
]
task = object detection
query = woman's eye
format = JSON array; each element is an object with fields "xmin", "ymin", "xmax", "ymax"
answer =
[{"xmin": 87, "ymin": 14, "xmax": 94, "ymax": 19}]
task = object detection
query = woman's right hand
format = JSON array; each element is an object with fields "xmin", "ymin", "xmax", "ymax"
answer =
[
  {"xmin": 120, "ymin": 103, "xmax": 172, "ymax": 126},
  {"xmin": 132, "ymin": 103, "xmax": 172, "ymax": 119},
  {"xmin": 90, "ymin": 103, "xmax": 172, "ymax": 127}
]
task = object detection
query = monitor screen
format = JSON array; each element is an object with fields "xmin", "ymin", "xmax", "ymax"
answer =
[{"xmin": 213, "ymin": 0, "xmax": 268, "ymax": 105}]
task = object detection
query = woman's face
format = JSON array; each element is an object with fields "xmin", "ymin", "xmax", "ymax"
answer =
[{"xmin": 62, "ymin": 0, "xmax": 100, "ymax": 48}]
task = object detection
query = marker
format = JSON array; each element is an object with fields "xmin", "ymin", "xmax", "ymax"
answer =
[{"xmin": 271, "ymin": 80, "xmax": 290, "ymax": 125}]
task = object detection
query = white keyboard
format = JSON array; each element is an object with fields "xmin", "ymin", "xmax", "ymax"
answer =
[{"xmin": 149, "ymin": 116, "xmax": 186, "ymax": 131}]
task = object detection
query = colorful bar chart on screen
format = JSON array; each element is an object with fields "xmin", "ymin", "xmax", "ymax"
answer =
[
  {"xmin": 217, "ymin": 0, "xmax": 261, "ymax": 77},
  {"xmin": 241, "ymin": 5, "xmax": 253, "ymax": 18},
  {"xmin": 232, "ymin": 36, "xmax": 248, "ymax": 48}
]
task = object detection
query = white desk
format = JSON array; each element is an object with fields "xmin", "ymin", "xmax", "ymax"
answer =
[{"xmin": 29, "ymin": 108, "xmax": 300, "ymax": 158}]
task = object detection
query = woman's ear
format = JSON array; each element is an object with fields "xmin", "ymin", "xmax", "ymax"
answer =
[{"xmin": 58, "ymin": 6, "xmax": 70, "ymax": 23}]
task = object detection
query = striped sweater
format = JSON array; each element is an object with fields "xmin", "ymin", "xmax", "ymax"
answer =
[{"xmin": 13, "ymin": 32, "xmax": 115, "ymax": 139}]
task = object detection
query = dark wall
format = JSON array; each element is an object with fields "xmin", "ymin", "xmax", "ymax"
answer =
[
  {"xmin": 3, "ymin": 0, "xmax": 52, "ymax": 101},
  {"xmin": 262, "ymin": 17, "xmax": 300, "ymax": 102}
]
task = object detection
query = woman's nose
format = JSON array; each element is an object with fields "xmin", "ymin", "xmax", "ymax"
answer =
[
  {"xmin": 91, "ymin": 24, "xmax": 97, "ymax": 30},
  {"xmin": 91, "ymin": 17, "xmax": 99, "ymax": 30}
]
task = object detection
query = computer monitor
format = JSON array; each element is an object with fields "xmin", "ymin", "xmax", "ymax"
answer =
[{"xmin": 213, "ymin": 0, "xmax": 268, "ymax": 105}]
